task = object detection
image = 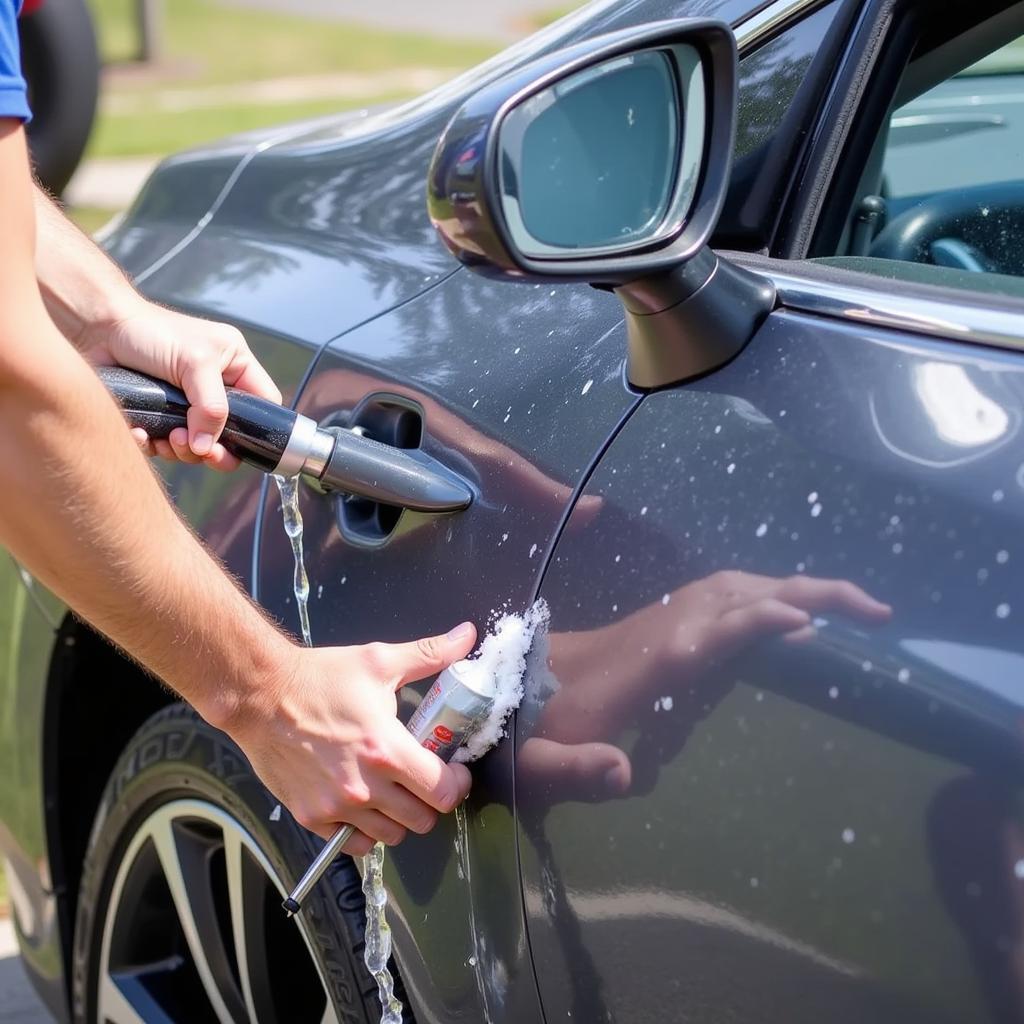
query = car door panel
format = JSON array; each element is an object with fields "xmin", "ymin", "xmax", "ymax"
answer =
[
  {"xmin": 255, "ymin": 268, "xmax": 638, "ymax": 1024},
  {"xmin": 522, "ymin": 306, "xmax": 1024, "ymax": 1024}
]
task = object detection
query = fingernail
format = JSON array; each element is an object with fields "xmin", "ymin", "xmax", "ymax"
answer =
[
  {"xmin": 446, "ymin": 621, "xmax": 474, "ymax": 641},
  {"xmin": 192, "ymin": 432, "xmax": 213, "ymax": 455}
]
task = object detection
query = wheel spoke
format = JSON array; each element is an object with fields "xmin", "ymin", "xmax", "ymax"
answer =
[
  {"xmin": 97, "ymin": 971, "xmax": 166, "ymax": 1024},
  {"xmin": 150, "ymin": 811, "xmax": 244, "ymax": 1024},
  {"xmin": 225, "ymin": 828, "xmax": 264, "ymax": 1024}
]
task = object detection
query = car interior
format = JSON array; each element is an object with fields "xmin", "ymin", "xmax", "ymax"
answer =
[{"xmin": 815, "ymin": 2, "xmax": 1024, "ymax": 297}]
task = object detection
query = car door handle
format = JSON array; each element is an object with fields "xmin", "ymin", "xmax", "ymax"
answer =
[{"xmin": 98, "ymin": 366, "xmax": 474, "ymax": 513}]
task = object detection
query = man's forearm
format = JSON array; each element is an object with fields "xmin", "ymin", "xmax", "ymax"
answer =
[
  {"xmin": 0, "ymin": 226, "xmax": 292, "ymax": 729},
  {"xmin": 33, "ymin": 184, "xmax": 143, "ymax": 346}
]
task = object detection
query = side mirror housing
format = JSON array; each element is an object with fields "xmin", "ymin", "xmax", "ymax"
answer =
[{"xmin": 427, "ymin": 19, "xmax": 775, "ymax": 389}]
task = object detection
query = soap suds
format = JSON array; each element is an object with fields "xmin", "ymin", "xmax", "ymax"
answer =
[{"xmin": 453, "ymin": 599, "xmax": 549, "ymax": 763}]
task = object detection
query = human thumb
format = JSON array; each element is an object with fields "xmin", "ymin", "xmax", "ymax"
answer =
[{"xmin": 377, "ymin": 622, "xmax": 477, "ymax": 689}]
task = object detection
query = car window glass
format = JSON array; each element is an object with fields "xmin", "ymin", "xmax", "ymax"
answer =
[
  {"xmin": 713, "ymin": 1, "xmax": 842, "ymax": 248},
  {"xmin": 819, "ymin": 29, "xmax": 1024, "ymax": 292}
]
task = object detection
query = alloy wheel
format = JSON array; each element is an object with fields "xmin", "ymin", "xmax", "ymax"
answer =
[{"xmin": 96, "ymin": 798, "xmax": 339, "ymax": 1024}]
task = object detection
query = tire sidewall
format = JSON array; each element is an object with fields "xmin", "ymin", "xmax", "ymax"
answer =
[{"xmin": 71, "ymin": 704, "xmax": 378, "ymax": 1024}]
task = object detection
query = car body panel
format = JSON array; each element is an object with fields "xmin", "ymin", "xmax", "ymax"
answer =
[
  {"xmin": 522, "ymin": 307, "xmax": 1024, "ymax": 1023},
  {"xmin": 254, "ymin": 266, "xmax": 639, "ymax": 1024}
]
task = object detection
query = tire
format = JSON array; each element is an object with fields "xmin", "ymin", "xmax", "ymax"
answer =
[
  {"xmin": 19, "ymin": 0, "xmax": 100, "ymax": 196},
  {"xmin": 70, "ymin": 703, "xmax": 401, "ymax": 1024}
]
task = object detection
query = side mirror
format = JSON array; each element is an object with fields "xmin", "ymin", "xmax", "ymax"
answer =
[{"xmin": 427, "ymin": 19, "xmax": 775, "ymax": 389}]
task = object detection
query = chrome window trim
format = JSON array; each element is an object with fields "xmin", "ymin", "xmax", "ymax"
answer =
[
  {"xmin": 734, "ymin": 0, "xmax": 837, "ymax": 50},
  {"xmin": 729, "ymin": 255, "xmax": 1024, "ymax": 352}
]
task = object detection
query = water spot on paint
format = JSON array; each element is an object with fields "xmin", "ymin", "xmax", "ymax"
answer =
[
  {"xmin": 529, "ymin": 544, "xmax": 538, "ymax": 558},
  {"xmin": 997, "ymin": 602, "xmax": 1011, "ymax": 619},
  {"xmin": 755, "ymin": 523, "xmax": 768, "ymax": 538},
  {"xmin": 898, "ymin": 668, "xmax": 910, "ymax": 683},
  {"xmin": 993, "ymin": 489, "xmax": 1005, "ymax": 502},
  {"xmin": 640, "ymin": 506, "xmax": 648, "ymax": 516},
  {"xmin": 581, "ymin": 379, "xmax": 594, "ymax": 396},
  {"xmin": 842, "ymin": 828, "xmax": 856, "ymax": 844},
  {"xmin": 810, "ymin": 503, "xmax": 822, "ymax": 518},
  {"xmin": 997, "ymin": 550, "xmax": 1009, "ymax": 564},
  {"xmin": 727, "ymin": 463, "xmax": 736, "ymax": 474},
  {"xmin": 662, "ymin": 593, "xmax": 671, "ymax": 606},
  {"xmin": 828, "ymin": 686, "xmax": 839, "ymax": 699}
]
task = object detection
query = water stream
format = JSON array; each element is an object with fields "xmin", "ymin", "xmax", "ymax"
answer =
[
  {"xmin": 273, "ymin": 474, "xmax": 312, "ymax": 647},
  {"xmin": 273, "ymin": 474, "xmax": 404, "ymax": 1023},
  {"xmin": 362, "ymin": 842, "xmax": 405, "ymax": 1024}
]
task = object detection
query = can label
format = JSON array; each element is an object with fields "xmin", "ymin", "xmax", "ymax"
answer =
[{"xmin": 406, "ymin": 667, "xmax": 494, "ymax": 762}]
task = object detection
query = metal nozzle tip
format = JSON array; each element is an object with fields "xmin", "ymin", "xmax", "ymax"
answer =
[{"xmin": 282, "ymin": 897, "xmax": 301, "ymax": 917}]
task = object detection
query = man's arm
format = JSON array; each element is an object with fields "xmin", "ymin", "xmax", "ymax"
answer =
[
  {"xmin": 32, "ymin": 183, "xmax": 279, "ymax": 469},
  {"xmin": 1, "ymin": 123, "xmax": 474, "ymax": 853}
]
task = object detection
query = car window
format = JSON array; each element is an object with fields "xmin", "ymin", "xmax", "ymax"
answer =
[
  {"xmin": 713, "ymin": 0, "xmax": 843, "ymax": 249},
  {"xmin": 817, "ymin": 18, "xmax": 1024, "ymax": 295}
]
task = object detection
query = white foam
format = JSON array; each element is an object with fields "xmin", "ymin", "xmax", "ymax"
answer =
[{"xmin": 453, "ymin": 599, "xmax": 549, "ymax": 762}]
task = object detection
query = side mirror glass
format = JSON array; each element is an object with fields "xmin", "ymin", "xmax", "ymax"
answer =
[{"xmin": 499, "ymin": 46, "xmax": 704, "ymax": 257}]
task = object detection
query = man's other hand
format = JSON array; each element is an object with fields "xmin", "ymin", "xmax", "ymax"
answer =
[
  {"xmin": 80, "ymin": 298, "xmax": 282, "ymax": 470},
  {"xmin": 215, "ymin": 621, "xmax": 479, "ymax": 856}
]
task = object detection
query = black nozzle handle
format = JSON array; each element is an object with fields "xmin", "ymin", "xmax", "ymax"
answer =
[{"xmin": 98, "ymin": 365, "xmax": 306, "ymax": 474}]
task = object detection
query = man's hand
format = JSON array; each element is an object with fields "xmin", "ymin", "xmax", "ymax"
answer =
[
  {"xmin": 223, "ymin": 622, "xmax": 478, "ymax": 856},
  {"xmin": 78, "ymin": 299, "xmax": 282, "ymax": 470}
]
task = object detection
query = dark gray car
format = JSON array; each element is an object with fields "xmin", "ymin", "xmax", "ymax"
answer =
[{"xmin": 4, "ymin": 0, "xmax": 1024, "ymax": 1021}]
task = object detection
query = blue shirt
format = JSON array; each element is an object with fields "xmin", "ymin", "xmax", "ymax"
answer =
[{"xmin": 0, "ymin": 0, "xmax": 29, "ymax": 122}]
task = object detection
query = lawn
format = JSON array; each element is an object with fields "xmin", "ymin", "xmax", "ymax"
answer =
[
  {"xmin": 70, "ymin": 0, "xmax": 500, "ymax": 229},
  {"xmin": 86, "ymin": 0, "xmax": 496, "ymax": 159}
]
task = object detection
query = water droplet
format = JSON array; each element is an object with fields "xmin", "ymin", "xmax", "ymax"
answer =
[
  {"xmin": 1015, "ymin": 860, "xmax": 1024, "ymax": 879},
  {"xmin": 898, "ymin": 668, "xmax": 910, "ymax": 683},
  {"xmin": 514, "ymin": 347, "xmax": 521, "ymax": 354},
  {"xmin": 808, "ymin": 492, "xmax": 819, "ymax": 503},
  {"xmin": 727, "ymin": 463, "xmax": 736, "ymax": 474},
  {"xmin": 842, "ymin": 828, "xmax": 856, "ymax": 844},
  {"xmin": 755, "ymin": 523, "xmax": 768, "ymax": 538},
  {"xmin": 468, "ymin": 955, "xmax": 477, "ymax": 966},
  {"xmin": 581, "ymin": 379, "xmax": 594, "ymax": 396},
  {"xmin": 828, "ymin": 686, "xmax": 839, "ymax": 699},
  {"xmin": 714, "ymin": 424, "xmax": 722, "ymax": 434},
  {"xmin": 993, "ymin": 489, "xmax": 1005, "ymax": 502},
  {"xmin": 614, "ymin": 554, "xmax": 621, "ymax": 563},
  {"xmin": 640, "ymin": 506, "xmax": 648, "ymax": 516},
  {"xmin": 810, "ymin": 503, "xmax": 822, "ymax": 518},
  {"xmin": 529, "ymin": 543, "xmax": 538, "ymax": 558},
  {"xmin": 661, "ymin": 593, "xmax": 671, "ymax": 606},
  {"xmin": 997, "ymin": 602, "xmax": 1011, "ymax": 619},
  {"xmin": 749, "ymin": 876, "xmax": 759, "ymax": 888},
  {"xmin": 997, "ymin": 550, "xmax": 1009, "ymax": 564},
  {"xmin": 862, "ymin": 660, "xmax": 873, "ymax": 672},
  {"xmin": 269, "ymin": 804, "xmax": 282, "ymax": 821},
  {"xmin": 662, "ymin": 696, "xmax": 673, "ymax": 711}
]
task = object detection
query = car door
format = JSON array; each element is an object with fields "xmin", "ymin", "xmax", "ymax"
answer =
[
  {"xmin": 253, "ymin": 263, "xmax": 633, "ymax": 1023},
  {"xmin": 252, "ymin": 3, "xmax": 861, "ymax": 1023},
  {"xmin": 519, "ymin": 2, "xmax": 1024, "ymax": 1023}
]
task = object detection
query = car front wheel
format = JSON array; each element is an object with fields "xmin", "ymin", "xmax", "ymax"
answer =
[{"xmin": 70, "ymin": 704, "xmax": 390, "ymax": 1024}]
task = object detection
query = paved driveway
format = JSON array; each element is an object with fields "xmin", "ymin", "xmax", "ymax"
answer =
[{"xmin": 0, "ymin": 920, "xmax": 52, "ymax": 1024}]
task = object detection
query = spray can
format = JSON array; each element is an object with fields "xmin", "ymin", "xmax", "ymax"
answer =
[
  {"xmin": 283, "ymin": 659, "xmax": 494, "ymax": 915},
  {"xmin": 406, "ymin": 659, "xmax": 494, "ymax": 757}
]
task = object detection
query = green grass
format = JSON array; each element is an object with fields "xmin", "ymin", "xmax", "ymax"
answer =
[
  {"xmin": 85, "ymin": 0, "xmax": 498, "ymax": 160},
  {"xmin": 527, "ymin": 4, "xmax": 584, "ymax": 30}
]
